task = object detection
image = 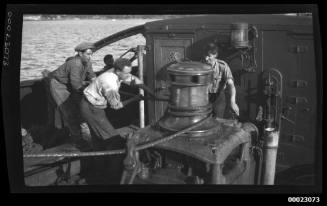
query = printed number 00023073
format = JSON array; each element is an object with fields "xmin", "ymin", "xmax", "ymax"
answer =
[{"xmin": 288, "ymin": 197, "xmax": 320, "ymax": 203}]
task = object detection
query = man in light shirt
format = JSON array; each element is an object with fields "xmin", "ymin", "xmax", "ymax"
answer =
[
  {"xmin": 80, "ymin": 58, "xmax": 143, "ymax": 183},
  {"xmin": 203, "ymin": 43, "xmax": 239, "ymax": 118},
  {"xmin": 81, "ymin": 58, "xmax": 143, "ymax": 147}
]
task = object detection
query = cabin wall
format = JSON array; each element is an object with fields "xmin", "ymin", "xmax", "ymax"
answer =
[
  {"xmin": 145, "ymin": 20, "xmax": 316, "ymax": 174},
  {"xmin": 260, "ymin": 27, "xmax": 316, "ymax": 173}
]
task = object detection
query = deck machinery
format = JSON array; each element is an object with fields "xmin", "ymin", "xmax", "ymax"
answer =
[{"xmin": 120, "ymin": 61, "xmax": 258, "ymax": 184}]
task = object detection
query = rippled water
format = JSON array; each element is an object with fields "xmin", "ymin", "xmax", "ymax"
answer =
[{"xmin": 20, "ymin": 19, "xmax": 160, "ymax": 81}]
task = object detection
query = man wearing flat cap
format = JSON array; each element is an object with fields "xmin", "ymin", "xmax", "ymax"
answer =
[{"xmin": 47, "ymin": 42, "xmax": 96, "ymax": 148}]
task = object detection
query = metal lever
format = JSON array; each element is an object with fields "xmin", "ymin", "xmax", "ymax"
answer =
[
  {"xmin": 281, "ymin": 115, "xmax": 295, "ymax": 125},
  {"xmin": 289, "ymin": 134, "xmax": 305, "ymax": 143},
  {"xmin": 282, "ymin": 106, "xmax": 293, "ymax": 116}
]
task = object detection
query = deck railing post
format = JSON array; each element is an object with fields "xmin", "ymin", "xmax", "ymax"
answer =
[{"xmin": 137, "ymin": 45, "xmax": 145, "ymax": 128}]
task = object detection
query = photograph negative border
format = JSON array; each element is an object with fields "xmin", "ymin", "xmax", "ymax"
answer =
[{"xmin": 1, "ymin": 4, "xmax": 323, "ymax": 196}]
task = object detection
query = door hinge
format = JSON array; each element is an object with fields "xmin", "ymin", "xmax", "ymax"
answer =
[
  {"xmin": 277, "ymin": 151, "xmax": 285, "ymax": 161},
  {"xmin": 291, "ymin": 80, "xmax": 308, "ymax": 88},
  {"xmin": 287, "ymin": 96, "xmax": 308, "ymax": 105},
  {"xmin": 288, "ymin": 134, "xmax": 305, "ymax": 143},
  {"xmin": 289, "ymin": 45, "xmax": 308, "ymax": 53}
]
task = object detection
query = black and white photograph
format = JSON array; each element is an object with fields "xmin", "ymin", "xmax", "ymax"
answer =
[{"xmin": 2, "ymin": 4, "xmax": 323, "ymax": 195}]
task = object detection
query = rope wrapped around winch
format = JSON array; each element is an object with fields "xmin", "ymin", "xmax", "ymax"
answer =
[{"xmin": 23, "ymin": 115, "xmax": 212, "ymax": 158}]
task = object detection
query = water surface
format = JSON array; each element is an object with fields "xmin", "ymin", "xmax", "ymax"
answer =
[{"xmin": 20, "ymin": 19, "xmax": 160, "ymax": 81}]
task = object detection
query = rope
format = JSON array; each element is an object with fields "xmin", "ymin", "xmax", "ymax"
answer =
[{"xmin": 23, "ymin": 116, "xmax": 211, "ymax": 158}]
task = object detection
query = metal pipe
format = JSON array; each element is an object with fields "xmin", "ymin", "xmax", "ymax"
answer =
[
  {"xmin": 24, "ymin": 157, "xmax": 78, "ymax": 177},
  {"xmin": 261, "ymin": 129, "xmax": 280, "ymax": 185},
  {"xmin": 128, "ymin": 164, "xmax": 139, "ymax": 184},
  {"xmin": 122, "ymin": 95, "xmax": 143, "ymax": 107},
  {"xmin": 24, "ymin": 116, "xmax": 211, "ymax": 158},
  {"xmin": 120, "ymin": 170, "xmax": 128, "ymax": 184},
  {"xmin": 255, "ymin": 146, "xmax": 263, "ymax": 185},
  {"xmin": 138, "ymin": 45, "xmax": 145, "ymax": 128},
  {"xmin": 24, "ymin": 148, "xmax": 125, "ymax": 158},
  {"xmin": 265, "ymin": 73, "xmax": 274, "ymax": 130},
  {"xmin": 128, "ymin": 151, "xmax": 140, "ymax": 184},
  {"xmin": 120, "ymin": 90, "xmax": 168, "ymax": 101}
]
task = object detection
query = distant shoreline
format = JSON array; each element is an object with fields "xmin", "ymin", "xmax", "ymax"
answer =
[
  {"xmin": 23, "ymin": 18, "xmax": 162, "ymax": 21},
  {"xmin": 23, "ymin": 15, "xmax": 198, "ymax": 21}
]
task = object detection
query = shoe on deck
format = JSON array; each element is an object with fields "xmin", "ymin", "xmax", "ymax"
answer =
[{"xmin": 73, "ymin": 139, "xmax": 93, "ymax": 152}]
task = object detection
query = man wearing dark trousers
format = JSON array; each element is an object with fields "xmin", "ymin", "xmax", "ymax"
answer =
[
  {"xmin": 80, "ymin": 58, "xmax": 143, "ymax": 184},
  {"xmin": 203, "ymin": 43, "xmax": 239, "ymax": 118},
  {"xmin": 48, "ymin": 42, "xmax": 96, "ymax": 148}
]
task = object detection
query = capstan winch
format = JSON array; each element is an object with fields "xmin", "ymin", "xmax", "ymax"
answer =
[{"xmin": 158, "ymin": 61, "xmax": 220, "ymax": 138}]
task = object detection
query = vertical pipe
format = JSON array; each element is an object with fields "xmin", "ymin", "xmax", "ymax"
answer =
[
  {"xmin": 120, "ymin": 170, "xmax": 128, "ymax": 184},
  {"xmin": 211, "ymin": 163, "xmax": 225, "ymax": 184},
  {"xmin": 256, "ymin": 148, "xmax": 263, "ymax": 185},
  {"xmin": 262, "ymin": 129, "xmax": 280, "ymax": 185},
  {"xmin": 138, "ymin": 45, "xmax": 145, "ymax": 128},
  {"xmin": 265, "ymin": 74, "xmax": 274, "ymax": 130}
]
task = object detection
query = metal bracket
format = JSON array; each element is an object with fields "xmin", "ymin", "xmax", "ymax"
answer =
[
  {"xmin": 281, "ymin": 115, "xmax": 295, "ymax": 125},
  {"xmin": 277, "ymin": 151, "xmax": 285, "ymax": 161},
  {"xmin": 291, "ymin": 80, "xmax": 308, "ymax": 88},
  {"xmin": 143, "ymin": 45, "xmax": 151, "ymax": 52},
  {"xmin": 168, "ymin": 33, "xmax": 176, "ymax": 38},
  {"xmin": 289, "ymin": 45, "xmax": 308, "ymax": 53},
  {"xmin": 288, "ymin": 134, "xmax": 305, "ymax": 143},
  {"xmin": 287, "ymin": 96, "xmax": 308, "ymax": 105}
]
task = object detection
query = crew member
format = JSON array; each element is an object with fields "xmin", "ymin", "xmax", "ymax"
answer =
[
  {"xmin": 80, "ymin": 58, "xmax": 143, "ymax": 183},
  {"xmin": 96, "ymin": 54, "xmax": 114, "ymax": 76},
  {"xmin": 203, "ymin": 43, "xmax": 239, "ymax": 118},
  {"xmin": 48, "ymin": 42, "xmax": 96, "ymax": 148}
]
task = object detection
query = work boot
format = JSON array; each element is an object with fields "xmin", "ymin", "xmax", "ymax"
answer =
[
  {"xmin": 103, "ymin": 136, "xmax": 126, "ymax": 184},
  {"xmin": 74, "ymin": 138, "xmax": 93, "ymax": 151},
  {"xmin": 80, "ymin": 122, "xmax": 92, "ymax": 141},
  {"xmin": 68, "ymin": 134, "xmax": 93, "ymax": 151}
]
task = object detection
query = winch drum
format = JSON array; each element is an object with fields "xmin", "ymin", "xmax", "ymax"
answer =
[{"xmin": 158, "ymin": 61, "xmax": 220, "ymax": 137}]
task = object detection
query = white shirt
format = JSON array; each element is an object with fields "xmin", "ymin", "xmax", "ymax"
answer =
[
  {"xmin": 83, "ymin": 70, "xmax": 139, "ymax": 109},
  {"xmin": 204, "ymin": 58, "xmax": 233, "ymax": 94}
]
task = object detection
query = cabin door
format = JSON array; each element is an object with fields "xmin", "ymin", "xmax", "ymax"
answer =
[
  {"xmin": 153, "ymin": 37, "xmax": 193, "ymax": 121},
  {"xmin": 262, "ymin": 30, "xmax": 316, "ymax": 171}
]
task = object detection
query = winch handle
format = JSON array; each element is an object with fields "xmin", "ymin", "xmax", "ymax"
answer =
[{"xmin": 131, "ymin": 83, "xmax": 170, "ymax": 101}]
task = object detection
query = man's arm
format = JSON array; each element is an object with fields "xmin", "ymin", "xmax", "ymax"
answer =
[
  {"xmin": 226, "ymin": 78, "xmax": 239, "ymax": 116},
  {"xmin": 122, "ymin": 74, "xmax": 143, "ymax": 86},
  {"xmin": 86, "ymin": 63, "xmax": 96, "ymax": 81},
  {"xmin": 221, "ymin": 60, "xmax": 239, "ymax": 116},
  {"xmin": 103, "ymin": 89, "xmax": 123, "ymax": 110},
  {"xmin": 69, "ymin": 62, "xmax": 84, "ymax": 92}
]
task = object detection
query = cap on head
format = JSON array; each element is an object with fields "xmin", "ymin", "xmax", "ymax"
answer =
[{"xmin": 74, "ymin": 42, "xmax": 95, "ymax": 52}]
